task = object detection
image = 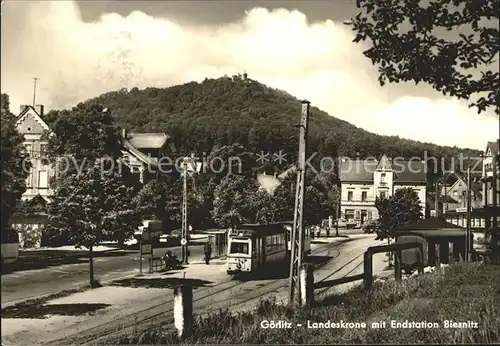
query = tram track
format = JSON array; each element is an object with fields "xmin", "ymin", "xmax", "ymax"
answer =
[
  {"xmin": 315, "ymin": 252, "xmax": 365, "ymax": 297},
  {"xmin": 43, "ymin": 239, "xmax": 350, "ymax": 345}
]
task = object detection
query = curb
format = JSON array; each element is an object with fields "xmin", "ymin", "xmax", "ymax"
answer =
[
  {"xmin": 188, "ymin": 260, "xmax": 226, "ymax": 265},
  {"xmin": 1, "ymin": 257, "xmax": 229, "ymax": 308},
  {"xmin": 1, "ymin": 271, "xmax": 139, "ymax": 309}
]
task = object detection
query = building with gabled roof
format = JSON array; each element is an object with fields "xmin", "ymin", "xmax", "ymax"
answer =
[
  {"xmin": 482, "ymin": 140, "xmax": 499, "ymax": 208},
  {"xmin": 339, "ymin": 154, "xmax": 427, "ymax": 226},
  {"xmin": 12, "ymin": 104, "xmax": 175, "ymax": 247},
  {"xmin": 15, "ymin": 105, "xmax": 53, "ymax": 202},
  {"xmin": 120, "ymin": 129, "xmax": 176, "ymax": 184}
]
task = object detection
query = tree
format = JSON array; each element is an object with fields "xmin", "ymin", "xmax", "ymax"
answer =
[
  {"xmin": 351, "ymin": 0, "xmax": 499, "ymax": 115},
  {"xmin": 133, "ymin": 180, "xmax": 169, "ymax": 225},
  {"xmin": 47, "ymin": 102, "xmax": 123, "ymax": 166},
  {"xmin": 47, "ymin": 159, "xmax": 140, "ymax": 285},
  {"xmin": 46, "ymin": 104, "xmax": 140, "ymax": 285},
  {"xmin": 211, "ymin": 175, "xmax": 260, "ymax": 227},
  {"xmin": 1, "ymin": 94, "xmax": 30, "ymax": 236},
  {"xmin": 74, "ymin": 77, "xmax": 480, "ymax": 177},
  {"xmin": 365, "ymin": 188, "xmax": 423, "ymax": 240},
  {"xmin": 273, "ymin": 172, "xmax": 332, "ymax": 226},
  {"xmin": 164, "ymin": 175, "xmax": 211, "ymax": 230}
]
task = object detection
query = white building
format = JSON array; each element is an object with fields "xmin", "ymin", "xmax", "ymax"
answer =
[
  {"xmin": 482, "ymin": 141, "xmax": 499, "ymax": 207},
  {"xmin": 339, "ymin": 154, "xmax": 427, "ymax": 225}
]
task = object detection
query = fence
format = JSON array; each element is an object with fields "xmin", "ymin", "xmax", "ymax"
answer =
[
  {"xmin": 170, "ymin": 241, "xmax": 424, "ymax": 338},
  {"xmin": 314, "ymin": 242, "xmax": 424, "ymax": 291}
]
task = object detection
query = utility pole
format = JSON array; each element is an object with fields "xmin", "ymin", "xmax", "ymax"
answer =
[
  {"xmin": 181, "ymin": 157, "xmax": 189, "ymax": 265},
  {"xmin": 288, "ymin": 100, "xmax": 309, "ymax": 306},
  {"xmin": 466, "ymin": 167, "xmax": 471, "ymax": 262},
  {"xmin": 335, "ymin": 193, "xmax": 340, "ymax": 237},
  {"xmin": 32, "ymin": 78, "xmax": 39, "ymax": 107},
  {"xmin": 181, "ymin": 154, "xmax": 198, "ymax": 264},
  {"xmin": 435, "ymin": 180, "xmax": 439, "ymax": 218},
  {"xmin": 335, "ymin": 157, "xmax": 340, "ymax": 237},
  {"xmin": 492, "ymin": 152, "xmax": 499, "ymax": 255},
  {"xmin": 492, "ymin": 154, "xmax": 498, "ymax": 230}
]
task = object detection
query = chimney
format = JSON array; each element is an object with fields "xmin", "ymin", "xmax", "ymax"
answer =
[
  {"xmin": 35, "ymin": 104, "xmax": 44, "ymax": 116},
  {"xmin": 122, "ymin": 128, "xmax": 127, "ymax": 138},
  {"xmin": 19, "ymin": 105, "xmax": 29, "ymax": 114}
]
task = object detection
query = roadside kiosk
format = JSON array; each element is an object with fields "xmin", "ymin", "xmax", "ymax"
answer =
[{"xmin": 134, "ymin": 220, "xmax": 163, "ymax": 275}]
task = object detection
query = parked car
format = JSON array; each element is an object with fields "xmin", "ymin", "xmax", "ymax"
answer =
[
  {"xmin": 159, "ymin": 229, "xmax": 190, "ymax": 246},
  {"xmin": 336, "ymin": 218, "xmax": 359, "ymax": 229}
]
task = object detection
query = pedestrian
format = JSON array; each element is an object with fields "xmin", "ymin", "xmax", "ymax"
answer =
[{"xmin": 204, "ymin": 241, "xmax": 212, "ymax": 265}]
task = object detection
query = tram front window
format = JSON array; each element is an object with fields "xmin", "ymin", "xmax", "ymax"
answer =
[{"xmin": 230, "ymin": 242, "xmax": 249, "ymax": 254}]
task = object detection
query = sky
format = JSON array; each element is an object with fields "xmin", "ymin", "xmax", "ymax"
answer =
[{"xmin": 1, "ymin": 0, "xmax": 496, "ymax": 150}]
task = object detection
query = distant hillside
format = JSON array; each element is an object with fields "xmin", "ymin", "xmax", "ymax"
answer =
[{"xmin": 50, "ymin": 76, "xmax": 481, "ymax": 171}]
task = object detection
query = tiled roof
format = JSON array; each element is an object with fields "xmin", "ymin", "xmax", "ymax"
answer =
[
  {"xmin": 486, "ymin": 141, "xmax": 499, "ymax": 155},
  {"xmin": 122, "ymin": 139, "xmax": 159, "ymax": 167},
  {"xmin": 393, "ymin": 160, "xmax": 427, "ymax": 184},
  {"xmin": 339, "ymin": 157, "xmax": 426, "ymax": 184},
  {"xmin": 15, "ymin": 105, "xmax": 51, "ymax": 132},
  {"xmin": 339, "ymin": 160, "xmax": 377, "ymax": 182},
  {"xmin": 393, "ymin": 217, "xmax": 462, "ymax": 231},
  {"xmin": 127, "ymin": 133, "xmax": 169, "ymax": 149},
  {"xmin": 278, "ymin": 165, "xmax": 297, "ymax": 180}
]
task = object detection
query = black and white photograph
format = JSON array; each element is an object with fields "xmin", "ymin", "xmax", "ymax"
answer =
[{"xmin": 1, "ymin": 0, "xmax": 499, "ymax": 344}]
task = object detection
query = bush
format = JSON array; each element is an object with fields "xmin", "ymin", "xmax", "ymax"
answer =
[
  {"xmin": 16, "ymin": 224, "xmax": 44, "ymax": 248},
  {"xmin": 116, "ymin": 263, "xmax": 500, "ymax": 344}
]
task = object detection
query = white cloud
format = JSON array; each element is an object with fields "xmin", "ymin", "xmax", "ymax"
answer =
[{"xmin": 1, "ymin": 1, "xmax": 495, "ymax": 150}]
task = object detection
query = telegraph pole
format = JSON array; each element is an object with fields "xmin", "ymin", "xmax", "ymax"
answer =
[
  {"xmin": 435, "ymin": 180, "xmax": 439, "ymax": 218},
  {"xmin": 335, "ymin": 193, "xmax": 340, "ymax": 237},
  {"xmin": 492, "ymin": 154, "xmax": 498, "ymax": 230},
  {"xmin": 466, "ymin": 167, "xmax": 471, "ymax": 262},
  {"xmin": 335, "ymin": 157, "xmax": 340, "ymax": 237},
  {"xmin": 492, "ymin": 152, "xmax": 499, "ymax": 255},
  {"xmin": 288, "ymin": 100, "xmax": 309, "ymax": 306},
  {"xmin": 181, "ymin": 154, "xmax": 198, "ymax": 264},
  {"xmin": 32, "ymin": 78, "xmax": 39, "ymax": 107},
  {"xmin": 181, "ymin": 158, "xmax": 189, "ymax": 265}
]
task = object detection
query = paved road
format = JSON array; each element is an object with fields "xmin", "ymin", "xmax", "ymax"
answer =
[
  {"xmin": 1, "ymin": 243, "xmax": 209, "ymax": 305},
  {"xmin": 40, "ymin": 235, "xmax": 383, "ymax": 346}
]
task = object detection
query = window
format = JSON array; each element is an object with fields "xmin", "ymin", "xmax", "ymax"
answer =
[
  {"xmin": 355, "ymin": 210, "xmax": 361, "ymax": 220},
  {"xmin": 345, "ymin": 209, "xmax": 355, "ymax": 220},
  {"xmin": 380, "ymin": 191, "xmax": 387, "ymax": 199},
  {"xmin": 347, "ymin": 191, "xmax": 353, "ymax": 201},
  {"xmin": 38, "ymin": 171, "xmax": 48, "ymax": 188},
  {"xmin": 380, "ymin": 173, "xmax": 386, "ymax": 183},
  {"xmin": 26, "ymin": 169, "xmax": 33, "ymax": 188},
  {"xmin": 230, "ymin": 242, "xmax": 249, "ymax": 254},
  {"xmin": 40, "ymin": 143, "xmax": 48, "ymax": 158},
  {"xmin": 367, "ymin": 211, "xmax": 373, "ymax": 220},
  {"xmin": 361, "ymin": 191, "xmax": 367, "ymax": 201},
  {"xmin": 24, "ymin": 143, "xmax": 32, "ymax": 156}
]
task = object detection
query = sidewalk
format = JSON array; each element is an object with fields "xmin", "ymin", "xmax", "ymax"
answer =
[
  {"xmin": 1, "ymin": 262, "xmax": 229, "ymax": 345},
  {"xmin": 6, "ymin": 248, "xmax": 128, "ymax": 274},
  {"xmin": 311, "ymin": 236, "xmax": 350, "ymax": 244}
]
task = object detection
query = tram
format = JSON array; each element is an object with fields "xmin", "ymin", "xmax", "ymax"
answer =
[
  {"xmin": 226, "ymin": 223, "xmax": 288, "ymax": 276},
  {"xmin": 283, "ymin": 222, "xmax": 311, "ymax": 255}
]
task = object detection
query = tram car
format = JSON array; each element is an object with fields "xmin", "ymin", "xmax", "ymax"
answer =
[
  {"xmin": 268, "ymin": 221, "xmax": 311, "ymax": 255},
  {"xmin": 226, "ymin": 223, "xmax": 289, "ymax": 276}
]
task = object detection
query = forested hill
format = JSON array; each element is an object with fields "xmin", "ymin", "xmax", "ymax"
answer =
[{"xmin": 67, "ymin": 76, "xmax": 480, "ymax": 164}]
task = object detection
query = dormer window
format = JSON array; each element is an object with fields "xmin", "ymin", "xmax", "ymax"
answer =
[{"xmin": 380, "ymin": 173, "xmax": 386, "ymax": 183}]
